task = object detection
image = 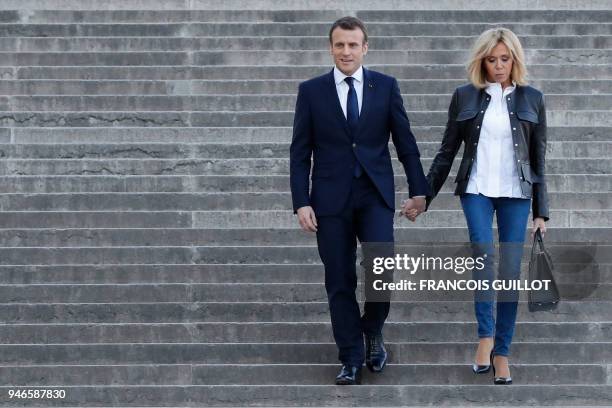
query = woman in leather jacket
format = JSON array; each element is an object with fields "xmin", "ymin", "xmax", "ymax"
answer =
[{"xmin": 403, "ymin": 28, "xmax": 549, "ymax": 384}]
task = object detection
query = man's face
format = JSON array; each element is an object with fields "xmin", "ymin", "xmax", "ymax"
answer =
[{"xmin": 330, "ymin": 27, "xmax": 368, "ymax": 76}]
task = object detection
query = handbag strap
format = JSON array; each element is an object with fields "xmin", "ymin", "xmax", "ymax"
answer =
[{"xmin": 534, "ymin": 228, "xmax": 546, "ymax": 252}]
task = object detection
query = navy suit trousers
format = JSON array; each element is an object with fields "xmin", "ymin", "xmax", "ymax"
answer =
[{"xmin": 315, "ymin": 173, "xmax": 394, "ymax": 367}]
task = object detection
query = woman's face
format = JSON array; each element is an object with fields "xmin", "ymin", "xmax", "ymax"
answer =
[{"xmin": 483, "ymin": 42, "xmax": 513, "ymax": 87}]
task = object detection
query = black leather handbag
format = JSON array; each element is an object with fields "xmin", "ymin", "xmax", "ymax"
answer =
[{"xmin": 528, "ymin": 229, "xmax": 560, "ymax": 312}]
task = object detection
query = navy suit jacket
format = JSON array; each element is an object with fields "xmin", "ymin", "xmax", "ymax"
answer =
[{"xmin": 290, "ymin": 67, "xmax": 430, "ymax": 216}]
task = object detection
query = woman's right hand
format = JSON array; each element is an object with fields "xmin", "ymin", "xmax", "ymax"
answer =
[{"xmin": 532, "ymin": 217, "xmax": 546, "ymax": 238}]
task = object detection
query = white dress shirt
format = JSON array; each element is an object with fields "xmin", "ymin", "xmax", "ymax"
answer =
[
  {"xmin": 333, "ymin": 65, "xmax": 363, "ymax": 118},
  {"xmin": 466, "ymin": 81, "xmax": 523, "ymax": 198}
]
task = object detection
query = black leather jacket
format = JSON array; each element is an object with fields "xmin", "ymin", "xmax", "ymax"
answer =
[{"xmin": 426, "ymin": 83, "xmax": 549, "ymax": 221}]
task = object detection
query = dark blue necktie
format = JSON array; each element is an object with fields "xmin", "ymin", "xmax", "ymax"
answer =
[
  {"xmin": 344, "ymin": 76, "xmax": 363, "ymax": 178},
  {"xmin": 345, "ymin": 76, "xmax": 359, "ymax": 129}
]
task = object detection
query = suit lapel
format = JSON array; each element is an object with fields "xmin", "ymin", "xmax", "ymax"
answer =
[
  {"xmin": 326, "ymin": 69, "xmax": 351, "ymax": 137},
  {"xmin": 356, "ymin": 67, "xmax": 374, "ymax": 131}
]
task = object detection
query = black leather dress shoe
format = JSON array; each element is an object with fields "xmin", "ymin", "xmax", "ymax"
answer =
[
  {"xmin": 335, "ymin": 364, "xmax": 361, "ymax": 385},
  {"xmin": 365, "ymin": 333, "xmax": 388, "ymax": 373}
]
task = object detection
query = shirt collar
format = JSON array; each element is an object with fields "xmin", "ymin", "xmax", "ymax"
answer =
[
  {"xmin": 334, "ymin": 65, "xmax": 363, "ymax": 86},
  {"xmin": 485, "ymin": 79, "xmax": 516, "ymax": 95}
]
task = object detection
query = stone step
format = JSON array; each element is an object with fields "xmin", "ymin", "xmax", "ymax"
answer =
[
  {"xmin": 0, "ymin": 215, "xmax": 609, "ymax": 246},
  {"xmin": 0, "ymin": 211, "xmax": 196, "ymax": 228},
  {"xmin": 0, "ymin": 342, "xmax": 610, "ymax": 364},
  {"xmin": 11, "ymin": 126, "xmax": 610, "ymax": 143},
  {"xmin": 0, "ymin": 237, "xmax": 607, "ymax": 265},
  {"xmin": 2, "ymin": 94, "xmax": 610, "ymax": 111},
  {"xmin": 1, "ymin": 35, "xmax": 610, "ymax": 52},
  {"xmin": 2, "ymin": 322, "xmax": 612, "ymax": 344},
  {"xmin": 0, "ymin": 23, "xmax": 610, "ymax": 37},
  {"xmin": 165, "ymin": 209, "xmax": 612, "ymax": 228},
  {"xmin": 1, "ymin": 364, "xmax": 190, "ymax": 385},
  {"xmin": 201, "ymin": 49, "xmax": 612, "ymax": 65},
  {"xmin": 1, "ymin": 383, "xmax": 611, "ymax": 407},
  {"xmin": 0, "ymin": 208, "xmax": 604, "ymax": 230},
  {"xmin": 1, "ymin": 79, "xmax": 611, "ymax": 95},
  {"xmin": 0, "ymin": 49, "xmax": 610, "ymax": 66},
  {"xmin": 360, "ymin": 10, "xmax": 611, "ymax": 22},
  {"xmin": 0, "ymin": 263, "xmax": 606, "ymax": 285},
  {"xmin": 0, "ymin": 384, "xmax": 610, "ymax": 407},
  {"xmin": 0, "ymin": 363, "xmax": 608, "ymax": 386},
  {"xmin": 0, "ymin": 191, "xmax": 606, "ymax": 210},
  {"xmin": 192, "ymin": 79, "xmax": 612, "ymax": 95},
  {"xmin": 0, "ymin": 174, "xmax": 604, "ymax": 194},
  {"xmin": 1, "ymin": 281, "xmax": 611, "ymax": 302},
  {"xmin": 0, "ymin": 141, "xmax": 606, "ymax": 159},
  {"xmin": 3, "ymin": 300, "xmax": 610, "ymax": 323},
  {"xmin": 12, "ymin": 64, "xmax": 610, "ymax": 80},
  {"xmin": 0, "ymin": 51, "xmax": 191, "ymax": 66},
  {"xmin": 0, "ymin": 158, "xmax": 607, "ymax": 175},
  {"xmin": 1, "ymin": 10, "xmax": 610, "ymax": 23},
  {"xmin": 5, "ymin": 110, "xmax": 604, "ymax": 128},
  {"xmin": 0, "ymin": 230, "xmax": 607, "ymax": 250},
  {"xmin": 0, "ymin": 0, "xmax": 608, "ymax": 10},
  {"xmin": 0, "ymin": 242, "xmax": 606, "ymax": 282}
]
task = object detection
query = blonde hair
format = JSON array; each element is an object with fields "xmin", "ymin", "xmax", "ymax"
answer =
[{"xmin": 467, "ymin": 27, "xmax": 528, "ymax": 88}]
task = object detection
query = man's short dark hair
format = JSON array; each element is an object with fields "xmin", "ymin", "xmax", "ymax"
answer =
[{"xmin": 328, "ymin": 16, "xmax": 368, "ymax": 44}]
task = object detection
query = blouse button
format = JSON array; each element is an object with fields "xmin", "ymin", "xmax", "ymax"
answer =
[
  {"xmin": 513, "ymin": 127, "xmax": 516, "ymax": 131},
  {"xmin": 476, "ymin": 125, "xmax": 480, "ymax": 129},
  {"xmin": 510, "ymin": 112, "xmax": 514, "ymax": 115},
  {"xmin": 514, "ymin": 144, "xmax": 518, "ymax": 147}
]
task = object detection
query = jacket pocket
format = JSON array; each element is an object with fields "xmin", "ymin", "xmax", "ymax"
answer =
[
  {"xmin": 455, "ymin": 109, "xmax": 478, "ymax": 122},
  {"xmin": 516, "ymin": 110, "xmax": 539, "ymax": 124}
]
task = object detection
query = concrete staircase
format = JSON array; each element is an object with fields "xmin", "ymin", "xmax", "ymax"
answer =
[{"xmin": 0, "ymin": 1, "xmax": 610, "ymax": 406}]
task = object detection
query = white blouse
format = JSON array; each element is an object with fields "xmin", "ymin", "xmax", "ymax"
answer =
[{"xmin": 466, "ymin": 81, "xmax": 523, "ymax": 198}]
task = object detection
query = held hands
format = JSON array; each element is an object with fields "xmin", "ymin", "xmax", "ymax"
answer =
[
  {"xmin": 399, "ymin": 196, "xmax": 426, "ymax": 222},
  {"xmin": 297, "ymin": 206, "xmax": 318, "ymax": 232}
]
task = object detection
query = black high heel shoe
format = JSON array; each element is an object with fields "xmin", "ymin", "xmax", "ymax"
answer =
[
  {"xmin": 491, "ymin": 353, "xmax": 513, "ymax": 385},
  {"xmin": 472, "ymin": 349, "xmax": 493, "ymax": 374}
]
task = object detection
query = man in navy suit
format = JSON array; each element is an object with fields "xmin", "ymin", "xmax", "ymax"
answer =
[{"xmin": 290, "ymin": 16, "xmax": 430, "ymax": 385}]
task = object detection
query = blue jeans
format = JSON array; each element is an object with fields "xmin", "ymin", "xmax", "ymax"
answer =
[{"xmin": 460, "ymin": 193, "xmax": 531, "ymax": 357}]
